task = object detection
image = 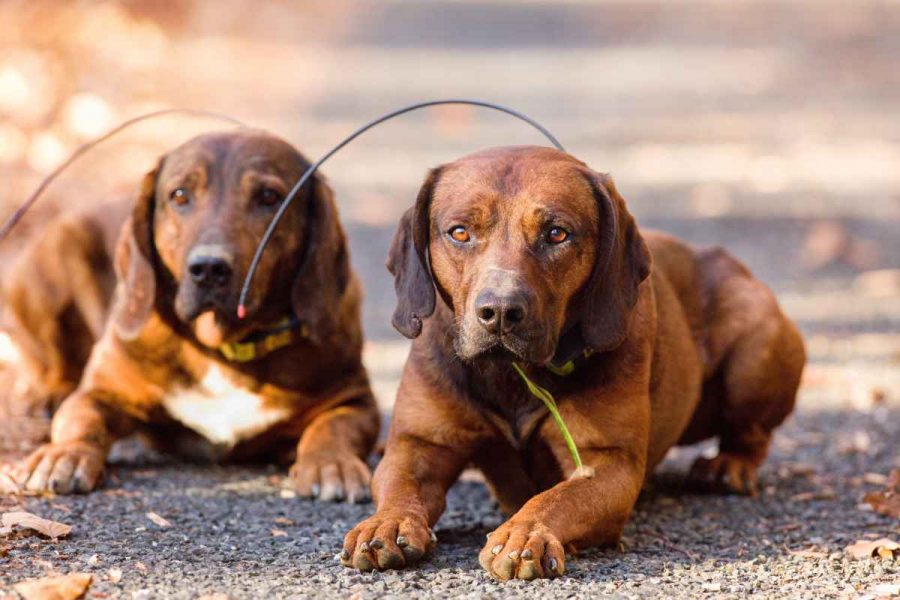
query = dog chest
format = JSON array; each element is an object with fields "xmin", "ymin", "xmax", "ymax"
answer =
[{"xmin": 162, "ymin": 365, "xmax": 291, "ymax": 447}]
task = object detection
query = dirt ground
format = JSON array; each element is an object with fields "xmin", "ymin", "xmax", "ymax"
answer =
[{"xmin": 1, "ymin": 1, "xmax": 898, "ymax": 598}]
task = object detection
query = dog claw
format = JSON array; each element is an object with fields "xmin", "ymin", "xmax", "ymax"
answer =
[
  {"xmin": 429, "ymin": 529, "xmax": 437, "ymax": 544},
  {"xmin": 369, "ymin": 539, "xmax": 383, "ymax": 550},
  {"xmin": 521, "ymin": 549, "xmax": 533, "ymax": 560},
  {"xmin": 396, "ymin": 535, "xmax": 408, "ymax": 547},
  {"xmin": 359, "ymin": 542, "xmax": 370, "ymax": 553},
  {"xmin": 491, "ymin": 544, "xmax": 503, "ymax": 555},
  {"xmin": 549, "ymin": 558, "xmax": 558, "ymax": 572},
  {"xmin": 508, "ymin": 550, "xmax": 520, "ymax": 560},
  {"xmin": 340, "ymin": 549, "xmax": 350, "ymax": 560}
]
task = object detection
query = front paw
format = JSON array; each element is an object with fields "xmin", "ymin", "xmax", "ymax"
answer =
[
  {"xmin": 479, "ymin": 520, "xmax": 565, "ymax": 580},
  {"xmin": 290, "ymin": 451, "xmax": 371, "ymax": 503},
  {"xmin": 17, "ymin": 441, "xmax": 105, "ymax": 494},
  {"xmin": 341, "ymin": 511, "xmax": 435, "ymax": 571}
]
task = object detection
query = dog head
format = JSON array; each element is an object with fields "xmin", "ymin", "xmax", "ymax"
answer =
[
  {"xmin": 388, "ymin": 146, "xmax": 651, "ymax": 365},
  {"xmin": 113, "ymin": 130, "xmax": 350, "ymax": 348}
]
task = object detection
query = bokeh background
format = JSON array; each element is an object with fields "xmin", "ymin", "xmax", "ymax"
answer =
[
  {"xmin": 1, "ymin": 0, "xmax": 897, "ymax": 413},
  {"xmin": 0, "ymin": 0, "xmax": 900, "ymax": 414},
  {"xmin": 1, "ymin": 2, "xmax": 899, "ymax": 598}
]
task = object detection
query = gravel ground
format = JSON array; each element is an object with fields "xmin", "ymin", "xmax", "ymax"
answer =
[{"xmin": 1, "ymin": 398, "xmax": 898, "ymax": 599}]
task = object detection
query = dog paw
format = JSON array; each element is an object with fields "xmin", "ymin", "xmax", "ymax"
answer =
[
  {"xmin": 17, "ymin": 441, "xmax": 105, "ymax": 494},
  {"xmin": 479, "ymin": 520, "xmax": 565, "ymax": 580},
  {"xmin": 340, "ymin": 511, "xmax": 435, "ymax": 571},
  {"xmin": 688, "ymin": 452, "xmax": 760, "ymax": 496},
  {"xmin": 290, "ymin": 451, "xmax": 371, "ymax": 503}
]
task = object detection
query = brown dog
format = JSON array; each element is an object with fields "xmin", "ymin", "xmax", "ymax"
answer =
[
  {"xmin": 2, "ymin": 200, "xmax": 130, "ymax": 416},
  {"xmin": 15, "ymin": 130, "xmax": 379, "ymax": 501},
  {"xmin": 341, "ymin": 146, "xmax": 805, "ymax": 579}
]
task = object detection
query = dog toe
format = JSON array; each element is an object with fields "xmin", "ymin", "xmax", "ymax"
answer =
[{"xmin": 481, "ymin": 521, "xmax": 564, "ymax": 580}]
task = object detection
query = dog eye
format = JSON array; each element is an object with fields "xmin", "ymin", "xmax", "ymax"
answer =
[
  {"xmin": 170, "ymin": 188, "xmax": 190, "ymax": 206},
  {"xmin": 448, "ymin": 226, "xmax": 471, "ymax": 243},
  {"xmin": 254, "ymin": 187, "xmax": 283, "ymax": 207},
  {"xmin": 546, "ymin": 227, "xmax": 569, "ymax": 244}
]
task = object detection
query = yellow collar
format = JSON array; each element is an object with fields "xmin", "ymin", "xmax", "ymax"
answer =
[
  {"xmin": 545, "ymin": 348, "xmax": 594, "ymax": 376},
  {"xmin": 218, "ymin": 315, "xmax": 308, "ymax": 363}
]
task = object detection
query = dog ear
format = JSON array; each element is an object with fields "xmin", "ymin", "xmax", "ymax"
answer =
[
  {"xmin": 578, "ymin": 171, "xmax": 652, "ymax": 352},
  {"xmin": 387, "ymin": 168, "xmax": 439, "ymax": 338},
  {"xmin": 112, "ymin": 163, "xmax": 160, "ymax": 341},
  {"xmin": 290, "ymin": 174, "xmax": 351, "ymax": 343}
]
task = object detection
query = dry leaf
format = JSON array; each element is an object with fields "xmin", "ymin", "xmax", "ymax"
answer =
[
  {"xmin": 2, "ymin": 511, "xmax": 72, "ymax": 539},
  {"xmin": 789, "ymin": 489, "xmax": 836, "ymax": 502},
  {"xmin": 845, "ymin": 538, "xmax": 899, "ymax": 560},
  {"xmin": 107, "ymin": 567, "xmax": 122, "ymax": 584},
  {"xmin": 270, "ymin": 529, "xmax": 288, "ymax": 537},
  {"xmin": 873, "ymin": 583, "xmax": 900, "ymax": 595},
  {"xmin": 0, "ymin": 471, "xmax": 20, "ymax": 496},
  {"xmin": 273, "ymin": 517, "xmax": 294, "ymax": 526},
  {"xmin": 789, "ymin": 548, "xmax": 827, "ymax": 559},
  {"xmin": 134, "ymin": 561, "xmax": 148, "ymax": 573},
  {"xmin": 146, "ymin": 512, "xmax": 172, "ymax": 528},
  {"xmin": 863, "ymin": 469, "xmax": 900, "ymax": 519},
  {"xmin": 14, "ymin": 572, "xmax": 92, "ymax": 600}
]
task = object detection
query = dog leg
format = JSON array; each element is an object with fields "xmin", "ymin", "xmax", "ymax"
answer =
[
  {"xmin": 17, "ymin": 391, "xmax": 138, "ymax": 494},
  {"xmin": 689, "ymin": 315, "xmax": 805, "ymax": 496},
  {"xmin": 290, "ymin": 393, "xmax": 380, "ymax": 503},
  {"xmin": 479, "ymin": 445, "xmax": 645, "ymax": 580},
  {"xmin": 341, "ymin": 432, "xmax": 474, "ymax": 571}
]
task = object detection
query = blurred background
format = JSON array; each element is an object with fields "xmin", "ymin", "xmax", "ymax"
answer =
[{"xmin": 0, "ymin": 0, "xmax": 897, "ymax": 415}]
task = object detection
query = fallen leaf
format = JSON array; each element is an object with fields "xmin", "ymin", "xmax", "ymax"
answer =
[
  {"xmin": 845, "ymin": 538, "xmax": 899, "ymax": 560},
  {"xmin": 107, "ymin": 567, "xmax": 122, "ymax": 584},
  {"xmin": 87, "ymin": 554, "xmax": 100, "ymax": 566},
  {"xmin": 145, "ymin": 512, "xmax": 172, "ymax": 528},
  {"xmin": 863, "ymin": 472, "xmax": 888, "ymax": 486},
  {"xmin": 1, "ymin": 511, "xmax": 72, "ymax": 539},
  {"xmin": 789, "ymin": 547, "xmax": 827, "ymax": 559},
  {"xmin": 863, "ymin": 469, "xmax": 900, "ymax": 519},
  {"xmin": 873, "ymin": 583, "xmax": 900, "ymax": 595},
  {"xmin": 13, "ymin": 572, "xmax": 92, "ymax": 600},
  {"xmin": 270, "ymin": 529, "xmax": 288, "ymax": 537},
  {"xmin": 273, "ymin": 517, "xmax": 294, "ymax": 526},
  {"xmin": 134, "ymin": 561, "xmax": 147, "ymax": 573},
  {"xmin": 789, "ymin": 489, "xmax": 836, "ymax": 502},
  {"xmin": 0, "ymin": 471, "xmax": 20, "ymax": 495}
]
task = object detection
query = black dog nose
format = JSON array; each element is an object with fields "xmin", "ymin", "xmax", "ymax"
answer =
[
  {"xmin": 188, "ymin": 256, "xmax": 233, "ymax": 287},
  {"xmin": 475, "ymin": 290, "xmax": 527, "ymax": 334}
]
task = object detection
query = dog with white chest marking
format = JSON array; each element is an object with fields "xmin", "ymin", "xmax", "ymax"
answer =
[{"xmin": 12, "ymin": 130, "xmax": 380, "ymax": 501}]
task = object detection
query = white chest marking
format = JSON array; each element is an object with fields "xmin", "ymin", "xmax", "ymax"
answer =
[{"xmin": 162, "ymin": 365, "xmax": 290, "ymax": 447}]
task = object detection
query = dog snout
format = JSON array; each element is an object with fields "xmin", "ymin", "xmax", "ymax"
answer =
[
  {"xmin": 475, "ymin": 289, "xmax": 528, "ymax": 335},
  {"xmin": 186, "ymin": 245, "xmax": 235, "ymax": 289},
  {"xmin": 188, "ymin": 256, "xmax": 232, "ymax": 287}
]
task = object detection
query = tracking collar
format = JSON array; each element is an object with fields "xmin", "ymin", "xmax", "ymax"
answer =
[{"xmin": 218, "ymin": 314, "xmax": 308, "ymax": 363}]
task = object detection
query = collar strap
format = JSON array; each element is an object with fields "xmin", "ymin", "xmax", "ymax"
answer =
[{"xmin": 219, "ymin": 315, "xmax": 308, "ymax": 363}]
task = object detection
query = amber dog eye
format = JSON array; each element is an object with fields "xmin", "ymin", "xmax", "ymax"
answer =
[
  {"xmin": 170, "ymin": 188, "xmax": 190, "ymax": 206},
  {"xmin": 448, "ymin": 225, "xmax": 471, "ymax": 243},
  {"xmin": 255, "ymin": 187, "xmax": 282, "ymax": 207},
  {"xmin": 546, "ymin": 226, "xmax": 569, "ymax": 244}
]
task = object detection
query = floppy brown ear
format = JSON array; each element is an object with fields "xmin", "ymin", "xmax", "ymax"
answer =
[
  {"xmin": 579, "ymin": 171, "xmax": 652, "ymax": 352},
  {"xmin": 387, "ymin": 168, "xmax": 439, "ymax": 338},
  {"xmin": 290, "ymin": 174, "xmax": 351, "ymax": 343},
  {"xmin": 112, "ymin": 163, "xmax": 159, "ymax": 341}
]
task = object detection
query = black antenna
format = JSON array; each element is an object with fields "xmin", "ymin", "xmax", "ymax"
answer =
[
  {"xmin": 237, "ymin": 99, "xmax": 564, "ymax": 318},
  {"xmin": 0, "ymin": 108, "xmax": 246, "ymax": 241}
]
